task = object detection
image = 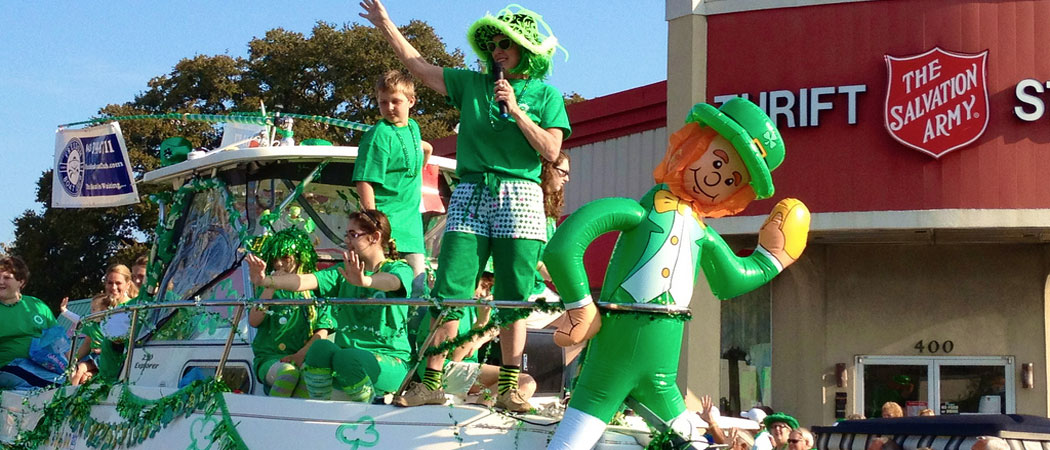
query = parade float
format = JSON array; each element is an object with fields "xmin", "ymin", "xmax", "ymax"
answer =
[{"xmin": 0, "ymin": 111, "xmax": 747, "ymax": 449}]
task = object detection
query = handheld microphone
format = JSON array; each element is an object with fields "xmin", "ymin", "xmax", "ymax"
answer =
[{"xmin": 494, "ymin": 61, "xmax": 509, "ymax": 118}]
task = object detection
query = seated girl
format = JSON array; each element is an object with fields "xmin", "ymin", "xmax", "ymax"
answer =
[
  {"xmin": 245, "ymin": 209, "xmax": 413, "ymax": 402},
  {"xmin": 248, "ymin": 227, "xmax": 332, "ymax": 398}
]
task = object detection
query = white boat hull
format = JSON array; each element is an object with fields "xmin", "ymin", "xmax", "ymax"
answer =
[{"xmin": 2, "ymin": 386, "xmax": 648, "ymax": 449}]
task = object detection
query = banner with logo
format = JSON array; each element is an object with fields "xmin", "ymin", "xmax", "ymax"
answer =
[{"xmin": 52, "ymin": 122, "xmax": 139, "ymax": 208}]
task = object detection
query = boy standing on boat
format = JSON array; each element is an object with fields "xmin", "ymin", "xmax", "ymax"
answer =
[
  {"xmin": 354, "ymin": 71, "xmax": 433, "ymax": 295},
  {"xmin": 359, "ymin": 0, "xmax": 571, "ymax": 412}
]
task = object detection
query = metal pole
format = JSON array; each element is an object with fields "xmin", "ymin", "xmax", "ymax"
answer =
[
  {"xmin": 66, "ymin": 331, "xmax": 80, "ymax": 372},
  {"xmin": 215, "ymin": 305, "xmax": 245, "ymax": 381},
  {"xmin": 120, "ymin": 310, "xmax": 140, "ymax": 382},
  {"xmin": 396, "ymin": 308, "xmax": 450, "ymax": 396}
]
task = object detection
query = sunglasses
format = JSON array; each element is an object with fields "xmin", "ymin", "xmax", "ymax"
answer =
[
  {"xmin": 788, "ymin": 440, "xmax": 804, "ymax": 444},
  {"xmin": 484, "ymin": 38, "xmax": 513, "ymax": 52}
]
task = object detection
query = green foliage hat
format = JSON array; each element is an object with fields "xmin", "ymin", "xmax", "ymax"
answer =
[
  {"xmin": 468, "ymin": 4, "xmax": 567, "ymax": 77},
  {"xmin": 258, "ymin": 227, "xmax": 318, "ymax": 274},
  {"xmin": 685, "ymin": 97, "xmax": 785, "ymax": 200}
]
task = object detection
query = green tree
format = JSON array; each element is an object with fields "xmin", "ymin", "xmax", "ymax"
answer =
[{"xmin": 10, "ymin": 20, "xmax": 464, "ymax": 309}]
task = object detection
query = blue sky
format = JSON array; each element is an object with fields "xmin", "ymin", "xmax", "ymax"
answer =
[{"xmin": 0, "ymin": 2, "xmax": 666, "ymax": 246}]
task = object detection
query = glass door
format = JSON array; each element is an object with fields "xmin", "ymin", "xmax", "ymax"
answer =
[{"xmin": 856, "ymin": 356, "xmax": 1014, "ymax": 416}]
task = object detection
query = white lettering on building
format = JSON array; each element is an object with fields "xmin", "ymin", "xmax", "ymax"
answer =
[
  {"xmin": 1015, "ymin": 79, "xmax": 1049, "ymax": 121},
  {"xmin": 714, "ymin": 85, "xmax": 867, "ymax": 129},
  {"xmin": 887, "ymin": 61, "xmax": 981, "ymax": 142}
]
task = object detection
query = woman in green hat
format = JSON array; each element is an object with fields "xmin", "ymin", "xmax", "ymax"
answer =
[{"xmin": 359, "ymin": 0, "xmax": 570, "ymax": 412}]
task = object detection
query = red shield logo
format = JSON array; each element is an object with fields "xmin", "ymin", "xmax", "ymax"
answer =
[{"xmin": 884, "ymin": 47, "xmax": 989, "ymax": 158}]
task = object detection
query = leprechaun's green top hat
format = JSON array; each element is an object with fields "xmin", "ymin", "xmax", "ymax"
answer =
[{"xmin": 686, "ymin": 97, "xmax": 785, "ymax": 200}]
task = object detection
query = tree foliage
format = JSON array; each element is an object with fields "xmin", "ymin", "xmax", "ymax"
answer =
[{"xmin": 10, "ymin": 20, "xmax": 465, "ymax": 308}]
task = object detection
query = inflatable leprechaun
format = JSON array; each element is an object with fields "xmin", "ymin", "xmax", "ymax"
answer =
[{"xmin": 544, "ymin": 97, "xmax": 810, "ymax": 449}]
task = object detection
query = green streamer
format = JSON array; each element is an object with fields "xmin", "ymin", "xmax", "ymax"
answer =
[
  {"xmin": 8, "ymin": 378, "xmax": 247, "ymax": 450},
  {"xmin": 58, "ymin": 112, "xmax": 371, "ymax": 132}
]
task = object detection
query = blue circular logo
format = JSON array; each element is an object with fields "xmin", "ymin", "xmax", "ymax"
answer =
[{"xmin": 58, "ymin": 137, "xmax": 85, "ymax": 196}]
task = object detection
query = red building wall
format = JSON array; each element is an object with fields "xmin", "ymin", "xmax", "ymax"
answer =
[{"xmin": 705, "ymin": 0, "xmax": 1050, "ymax": 216}]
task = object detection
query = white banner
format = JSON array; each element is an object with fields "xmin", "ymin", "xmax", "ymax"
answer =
[
  {"xmin": 52, "ymin": 122, "xmax": 139, "ymax": 208},
  {"xmin": 219, "ymin": 122, "xmax": 267, "ymax": 150}
]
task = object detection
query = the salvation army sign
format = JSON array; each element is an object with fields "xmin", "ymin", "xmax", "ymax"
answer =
[{"xmin": 884, "ymin": 47, "xmax": 989, "ymax": 158}]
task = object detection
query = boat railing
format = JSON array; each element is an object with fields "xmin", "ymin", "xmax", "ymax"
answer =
[{"xmin": 71, "ymin": 298, "xmax": 692, "ymax": 385}]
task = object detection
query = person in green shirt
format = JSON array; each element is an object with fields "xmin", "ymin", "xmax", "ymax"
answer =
[
  {"xmin": 248, "ymin": 227, "xmax": 332, "ymax": 398},
  {"xmin": 354, "ymin": 70, "xmax": 433, "ymax": 295},
  {"xmin": 0, "ymin": 255, "xmax": 59, "ymax": 390},
  {"xmin": 360, "ymin": 0, "xmax": 570, "ymax": 413},
  {"xmin": 246, "ymin": 209, "xmax": 413, "ymax": 402}
]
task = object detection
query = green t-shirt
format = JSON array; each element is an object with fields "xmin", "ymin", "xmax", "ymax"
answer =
[
  {"xmin": 251, "ymin": 289, "xmax": 333, "ymax": 370},
  {"xmin": 353, "ymin": 118, "xmax": 425, "ymax": 254},
  {"xmin": 313, "ymin": 260, "xmax": 414, "ymax": 361},
  {"xmin": 443, "ymin": 68, "xmax": 572, "ymax": 182},
  {"xmin": 0, "ymin": 295, "xmax": 57, "ymax": 368}
]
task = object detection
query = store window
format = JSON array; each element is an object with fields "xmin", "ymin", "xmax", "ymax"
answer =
[
  {"xmin": 856, "ymin": 356, "xmax": 1014, "ymax": 417},
  {"xmin": 720, "ymin": 284, "xmax": 772, "ymax": 416}
]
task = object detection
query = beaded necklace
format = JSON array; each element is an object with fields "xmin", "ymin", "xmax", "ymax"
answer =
[{"xmin": 392, "ymin": 122, "xmax": 421, "ymax": 173}]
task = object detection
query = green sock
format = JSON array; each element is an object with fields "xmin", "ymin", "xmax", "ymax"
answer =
[
  {"xmin": 269, "ymin": 365, "xmax": 300, "ymax": 398},
  {"xmin": 498, "ymin": 365, "xmax": 520, "ymax": 395},
  {"xmin": 341, "ymin": 375, "xmax": 375, "ymax": 403},
  {"xmin": 422, "ymin": 368, "xmax": 443, "ymax": 391},
  {"xmin": 302, "ymin": 366, "xmax": 333, "ymax": 400}
]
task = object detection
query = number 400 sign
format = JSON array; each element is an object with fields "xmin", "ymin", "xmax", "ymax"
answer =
[{"xmin": 914, "ymin": 340, "xmax": 954, "ymax": 353}]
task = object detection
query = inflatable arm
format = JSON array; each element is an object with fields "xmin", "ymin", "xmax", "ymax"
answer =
[
  {"xmin": 700, "ymin": 226, "xmax": 782, "ymax": 300},
  {"xmin": 544, "ymin": 197, "xmax": 646, "ymax": 309}
]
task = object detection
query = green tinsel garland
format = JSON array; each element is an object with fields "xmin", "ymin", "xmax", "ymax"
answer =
[
  {"xmin": 8, "ymin": 378, "xmax": 247, "ymax": 450},
  {"xmin": 419, "ymin": 298, "xmax": 563, "ymax": 359},
  {"xmin": 59, "ymin": 112, "xmax": 371, "ymax": 133}
]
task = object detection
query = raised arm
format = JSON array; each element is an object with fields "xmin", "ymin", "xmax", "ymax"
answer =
[
  {"xmin": 360, "ymin": 0, "xmax": 446, "ymax": 95},
  {"xmin": 336, "ymin": 250, "xmax": 403, "ymax": 292},
  {"xmin": 494, "ymin": 79, "xmax": 563, "ymax": 161},
  {"xmin": 246, "ymin": 254, "xmax": 319, "ymax": 292}
]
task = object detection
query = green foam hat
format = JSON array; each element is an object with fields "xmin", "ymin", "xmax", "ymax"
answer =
[
  {"xmin": 159, "ymin": 137, "xmax": 193, "ymax": 167},
  {"xmin": 468, "ymin": 4, "xmax": 567, "ymax": 76},
  {"xmin": 685, "ymin": 97, "xmax": 785, "ymax": 200},
  {"xmin": 762, "ymin": 412, "xmax": 799, "ymax": 430}
]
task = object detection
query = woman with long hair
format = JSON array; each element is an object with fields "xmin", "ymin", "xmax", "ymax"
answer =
[{"xmin": 70, "ymin": 264, "xmax": 136, "ymax": 385}]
